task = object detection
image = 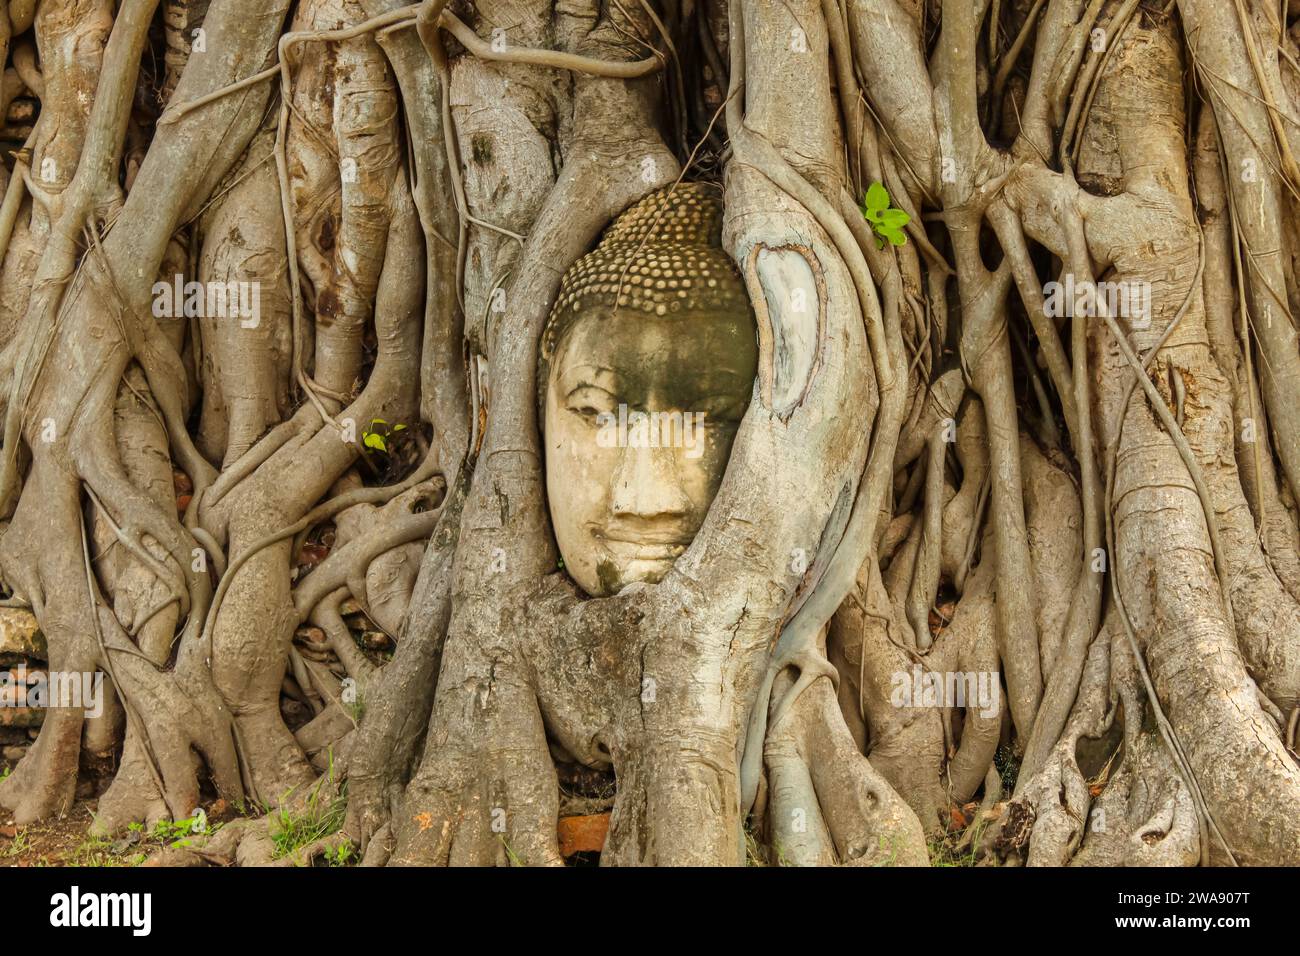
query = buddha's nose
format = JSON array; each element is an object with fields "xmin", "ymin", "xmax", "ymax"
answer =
[{"xmin": 610, "ymin": 443, "xmax": 691, "ymax": 520}]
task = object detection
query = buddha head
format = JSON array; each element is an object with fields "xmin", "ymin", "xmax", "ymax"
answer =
[{"xmin": 540, "ymin": 183, "xmax": 758, "ymax": 597}]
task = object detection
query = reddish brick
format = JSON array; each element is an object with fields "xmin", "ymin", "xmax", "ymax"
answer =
[{"xmin": 557, "ymin": 813, "xmax": 610, "ymax": 857}]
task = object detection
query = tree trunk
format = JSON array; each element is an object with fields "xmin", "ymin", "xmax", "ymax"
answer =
[{"xmin": 0, "ymin": 0, "xmax": 1297, "ymax": 868}]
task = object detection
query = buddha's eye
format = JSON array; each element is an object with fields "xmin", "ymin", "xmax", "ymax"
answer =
[
  {"xmin": 565, "ymin": 385, "xmax": 618, "ymax": 422},
  {"xmin": 696, "ymin": 395, "xmax": 749, "ymax": 426}
]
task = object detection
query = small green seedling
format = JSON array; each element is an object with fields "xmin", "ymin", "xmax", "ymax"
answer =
[
  {"xmin": 150, "ymin": 813, "xmax": 211, "ymax": 848},
  {"xmin": 859, "ymin": 182, "xmax": 911, "ymax": 248},
  {"xmin": 361, "ymin": 418, "xmax": 407, "ymax": 454},
  {"xmin": 327, "ymin": 842, "xmax": 354, "ymax": 867}
]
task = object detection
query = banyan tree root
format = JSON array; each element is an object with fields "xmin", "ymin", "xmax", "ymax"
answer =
[{"xmin": 0, "ymin": 0, "xmax": 1295, "ymax": 870}]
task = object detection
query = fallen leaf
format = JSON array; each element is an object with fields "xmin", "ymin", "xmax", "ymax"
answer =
[{"xmin": 298, "ymin": 543, "xmax": 330, "ymax": 566}]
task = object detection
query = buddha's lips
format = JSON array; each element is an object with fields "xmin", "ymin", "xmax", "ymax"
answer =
[
  {"xmin": 623, "ymin": 544, "xmax": 687, "ymax": 561},
  {"xmin": 595, "ymin": 530, "xmax": 691, "ymax": 561}
]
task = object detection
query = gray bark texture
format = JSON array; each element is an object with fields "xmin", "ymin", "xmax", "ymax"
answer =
[{"xmin": 0, "ymin": 0, "xmax": 1296, "ymax": 868}]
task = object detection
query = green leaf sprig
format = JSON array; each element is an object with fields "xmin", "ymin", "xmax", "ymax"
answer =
[
  {"xmin": 859, "ymin": 182, "xmax": 911, "ymax": 248},
  {"xmin": 361, "ymin": 418, "xmax": 407, "ymax": 454}
]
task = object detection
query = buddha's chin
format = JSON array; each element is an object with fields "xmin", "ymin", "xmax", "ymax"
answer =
[
  {"xmin": 582, "ymin": 533, "xmax": 691, "ymax": 594},
  {"xmin": 621, "ymin": 556, "xmax": 675, "ymax": 585},
  {"xmin": 591, "ymin": 553, "xmax": 677, "ymax": 596}
]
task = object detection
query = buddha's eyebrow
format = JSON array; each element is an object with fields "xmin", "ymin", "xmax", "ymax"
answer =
[{"xmin": 561, "ymin": 364, "xmax": 620, "ymax": 388}]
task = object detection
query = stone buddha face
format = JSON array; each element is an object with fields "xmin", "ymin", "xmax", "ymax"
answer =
[{"xmin": 541, "ymin": 185, "xmax": 758, "ymax": 597}]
